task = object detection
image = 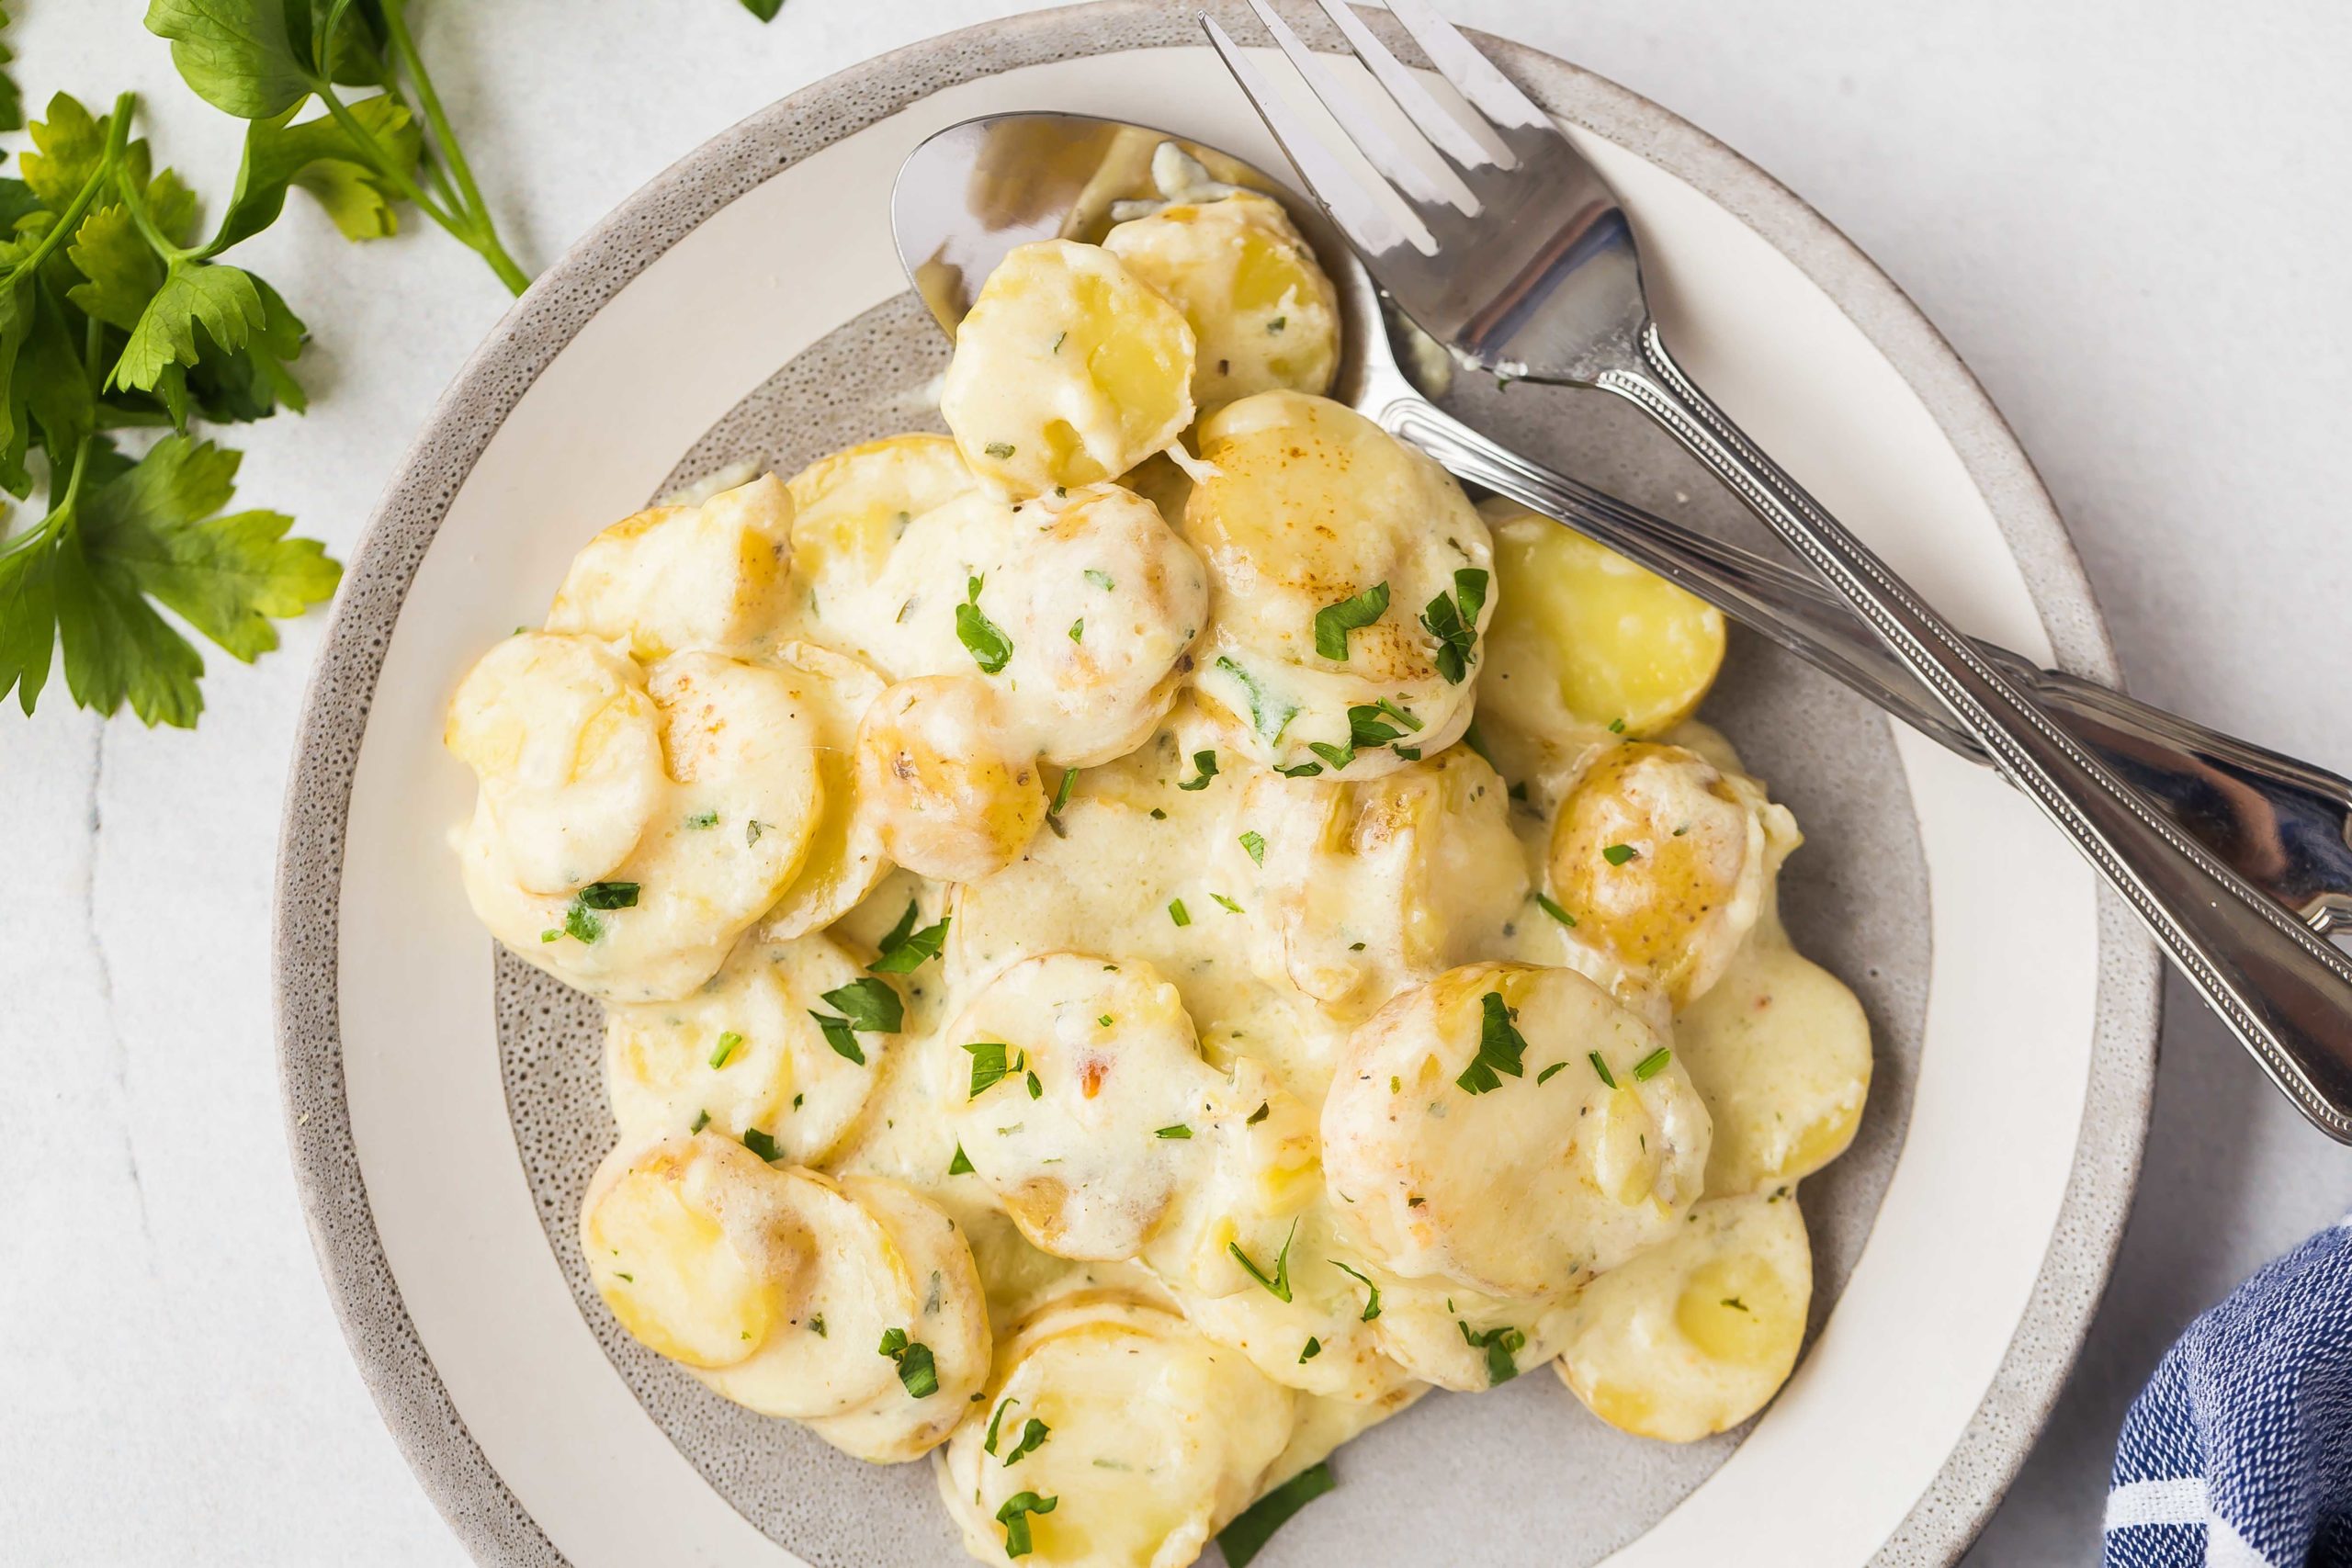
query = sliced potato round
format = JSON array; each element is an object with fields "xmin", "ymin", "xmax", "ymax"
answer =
[
  {"xmin": 938, "ymin": 1294, "xmax": 1295, "ymax": 1568},
  {"xmin": 1227, "ymin": 747, "xmax": 1526, "ymax": 1013},
  {"xmin": 941, "ymin": 239, "xmax": 1196, "ymax": 498},
  {"xmin": 458, "ymin": 652, "xmax": 824, "ymax": 1001},
  {"xmin": 1675, "ymin": 934, "xmax": 1871, "ymax": 1195},
  {"xmin": 1160, "ymin": 1201, "xmax": 1408, "ymax": 1403},
  {"xmin": 854, "ymin": 675, "xmax": 1048, "ymax": 884},
  {"xmin": 761, "ymin": 641, "xmax": 891, "ymax": 939},
  {"xmin": 1321, "ymin": 961, "xmax": 1710, "ymax": 1300},
  {"xmin": 945, "ymin": 953, "xmax": 1220, "ymax": 1260},
  {"xmin": 1185, "ymin": 391, "xmax": 1492, "ymax": 777},
  {"xmin": 603, "ymin": 931, "xmax": 887, "ymax": 1163},
  {"xmin": 1479, "ymin": 497, "xmax": 1725, "ymax": 740},
  {"xmin": 444, "ymin": 632, "xmax": 664, "ymax": 896},
  {"xmin": 1545, "ymin": 741, "xmax": 1792, "ymax": 1009},
  {"xmin": 579, "ymin": 1133, "xmax": 810, "ymax": 1371},
  {"xmin": 1103, "ymin": 192, "xmax": 1340, "ymax": 412},
  {"xmin": 545, "ymin": 474, "xmax": 795, "ymax": 661},
  {"xmin": 1555, "ymin": 1191, "xmax": 1812, "ymax": 1441},
  {"xmin": 784, "ymin": 434, "xmax": 977, "ymax": 670}
]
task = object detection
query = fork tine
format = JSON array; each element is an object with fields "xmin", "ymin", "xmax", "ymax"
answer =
[
  {"xmin": 1380, "ymin": 0, "xmax": 1553, "ymax": 132},
  {"xmin": 1238, "ymin": 0, "xmax": 1467, "ymax": 215},
  {"xmin": 1306, "ymin": 0, "xmax": 1503, "ymax": 173},
  {"xmin": 1199, "ymin": 13, "xmax": 1429, "ymax": 257}
]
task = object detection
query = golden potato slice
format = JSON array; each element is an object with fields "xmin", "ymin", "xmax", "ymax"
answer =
[
  {"xmin": 1185, "ymin": 391, "xmax": 1492, "ymax": 776},
  {"xmin": 938, "ymin": 1295, "xmax": 1295, "ymax": 1568},
  {"xmin": 545, "ymin": 474, "xmax": 795, "ymax": 661},
  {"xmin": 444, "ymin": 632, "xmax": 664, "ymax": 896},
  {"xmin": 1545, "ymin": 741, "xmax": 1793, "ymax": 1009},
  {"xmin": 1104, "ymin": 192, "xmax": 1340, "ymax": 412},
  {"xmin": 854, "ymin": 674, "xmax": 1047, "ymax": 883},
  {"xmin": 1555, "ymin": 1191, "xmax": 1812, "ymax": 1441},
  {"xmin": 784, "ymin": 434, "xmax": 977, "ymax": 669},
  {"xmin": 761, "ymin": 641, "xmax": 890, "ymax": 939},
  {"xmin": 940, "ymin": 240, "xmax": 1196, "ymax": 498},
  {"xmin": 1676, "ymin": 928, "xmax": 1871, "ymax": 1194},
  {"xmin": 1480, "ymin": 498, "xmax": 1725, "ymax": 741},
  {"xmin": 1320, "ymin": 961, "xmax": 1710, "ymax": 1300}
]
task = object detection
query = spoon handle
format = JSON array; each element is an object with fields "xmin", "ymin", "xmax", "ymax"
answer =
[
  {"xmin": 1592, "ymin": 321, "xmax": 2352, "ymax": 1141},
  {"xmin": 1376, "ymin": 390, "xmax": 2352, "ymax": 936}
]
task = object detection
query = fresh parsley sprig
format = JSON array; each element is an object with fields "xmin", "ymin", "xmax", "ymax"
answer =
[{"xmin": 144, "ymin": 0, "xmax": 531, "ymax": 294}]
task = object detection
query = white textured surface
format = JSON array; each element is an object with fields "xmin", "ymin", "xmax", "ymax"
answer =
[{"xmin": 0, "ymin": 2, "xmax": 2344, "ymax": 1565}]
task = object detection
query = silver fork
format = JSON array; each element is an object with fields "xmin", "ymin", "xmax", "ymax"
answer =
[{"xmin": 1204, "ymin": 0, "xmax": 2352, "ymax": 1140}]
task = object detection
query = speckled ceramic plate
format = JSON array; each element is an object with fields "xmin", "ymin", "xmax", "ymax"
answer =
[{"xmin": 273, "ymin": 5, "xmax": 2158, "ymax": 1565}]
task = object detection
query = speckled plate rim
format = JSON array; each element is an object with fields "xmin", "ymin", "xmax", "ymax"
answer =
[{"xmin": 271, "ymin": 4, "xmax": 2158, "ymax": 1564}]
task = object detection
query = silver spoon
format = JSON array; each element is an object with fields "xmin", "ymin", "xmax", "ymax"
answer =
[{"xmin": 888, "ymin": 109, "xmax": 2352, "ymax": 1138}]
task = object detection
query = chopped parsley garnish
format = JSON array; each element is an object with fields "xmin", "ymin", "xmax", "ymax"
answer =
[
  {"xmin": 963, "ymin": 1041, "xmax": 1027, "ymax": 1098},
  {"xmin": 746, "ymin": 818, "xmax": 769, "ymax": 847},
  {"xmin": 821, "ymin": 976, "xmax": 905, "ymax": 1032},
  {"xmin": 684, "ymin": 811, "xmax": 719, "ymax": 829},
  {"xmin": 577, "ymin": 881, "xmax": 639, "ymax": 910},
  {"xmin": 1215, "ymin": 655, "xmax": 1297, "ymax": 743},
  {"xmin": 1602, "ymin": 842, "xmax": 1639, "ymax": 866},
  {"xmin": 1246, "ymin": 1101, "xmax": 1271, "ymax": 1125},
  {"xmin": 1462, "ymin": 721, "xmax": 1498, "ymax": 768},
  {"xmin": 1177, "ymin": 750, "xmax": 1219, "ymax": 791},
  {"xmin": 1298, "ymin": 1337, "xmax": 1322, "ymax": 1362},
  {"xmin": 1149, "ymin": 807, "xmax": 1168, "ymax": 819},
  {"xmin": 1051, "ymin": 332, "xmax": 1068, "ymax": 354},
  {"xmin": 1459, "ymin": 1322, "xmax": 1527, "ymax": 1385},
  {"xmin": 1633, "ymin": 1046, "xmax": 1673, "ymax": 1081},
  {"xmin": 1589, "ymin": 1052, "xmax": 1618, "ymax": 1089},
  {"xmin": 555, "ymin": 878, "xmax": 643, "ymax": 943},
  {"xmin": 1239, "ymin": 830, "xmax": 1267, "ymax": 865},
  {"xmin": 1267, "ymin": 315, "xmax": 1287, "ymax": 333},
  {"xmin": 1050, "ymin": 767, "xmax": 1079, "ymax": 818},
  {"xmin": 1455, "ymin": 990, "xmax": 1529, "ymax": 1095},
  {"xmin": 1536, "ymin": 1062, "xmax": 1566, "ymax": 1085},
  {"xmin": 1331, "ymin": 1260, "xmax": 1383, "ymax": 1321},
  {"xmin": 1216, "ymin": 1461, "xmax": 1335, "ymax": 1568},
  {"xmin": 1168, "ymin": 898, "xmax": 1191, "ymax": 927},
  {"xmin": 811, "ymin": 1013, "xmax": 865, "ymax": 1065},
  {"xmin": 1274, "ymin": 761, "xmax": 1324, "ymax": 778},
  {"xmin": 996, "ymin": 1491, "xmax": 1057, "ymax": 1558},
  {"xmin": 741, "ymin": 1127, "xmax": 783, "ymax": 1163},
  {"xmin": 1097, "ymin": 1014, "xmax": 1114, "ymax": 1029},
  {"xmin": 1419, "ymin": 567, "xmax": 1490, "ymax": 684},
  {"xmin": 983, "ymin": 1396, "xmax": 1017, "ymax": 1455},
  {"xmin": 708, "ymin": 1031, "xmax": 743, "ymax": 1069},
  {"xmin": 1210, "ymin": 893, "xmax": 1242, "ymax": 914},
  {"xmin": 1351, "ymin": 696, "xmax": 1422, "ymax": 744},
  {"xmin": 1393, "ymin": 747, "xmax": 1422, "ymax": 761},
  {"xmin": 1084, "ymin": 569, "xmax": 1114, "ymax": 590},
  {"xmin": 1002, "ymin": 1417, "xmax": 1051, "ymax": 1466},
  {"xmin": 809, "ymin": 1314, "xmax": 827, "ymax": 1337},
  {"xmin": 1154, "ymin": 1123, "xmax": 1193, "ymax": 1139},
  {"xmin": 1722, "ymin": 1296, "xmax": 1750, "ymax": 1313},
  {"xmin": 688, "ymin": 1110, "xmax": 711, "ymax": 1134},
  {"xmin": 1306, "ymin": 740, "xmax": 1354, "ymax": 771},
  {"xmin": 1229, "ymin": 1218, "xmax": 1298, "ymax": 1303},
  {"xmin": 876, "ymin": 1327, "xmax": 938, "ymax": 1398},
  {"xmin": 1027, "ymin": 1070, "xmax": 1044, "ymax": 1100},
  {"xmin": 956, "ymin": 574, "xmax": 1015, "ymax": 673},
  {"xmin": 1069, "ymin": 618, "xmax": 1084, "ymax": 642},
  {"xmin": 1535, "ymin": 892, "xmax": 1578, "ymax": 927},
  {"xmin": 561, "ymin": 900, "xmax": 605, "ymax": 944},
  {"xmin": 1608, "ymin": 716, "xmax": 1627, "ymax": 734},
  {"xmin": 1312, "ymin": 581, "xmax": 1389, "ymax": 661},
  {"xmin": 870, "ymin": 901, "xmax": 951, "ymax": 974},
  {"xmin": 949, "ymin": 1143, "xmax": 974, "ymax": 1176},
  {"xmin": 983, "ymin": 442, "xmax": 1017, "ymax": 460}
]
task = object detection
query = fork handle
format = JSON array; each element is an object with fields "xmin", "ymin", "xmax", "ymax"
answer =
[
  {"xmin": 1592, "ymin": 321, "xmax": 2352, "ymax": 1141},
  {"xmin": 1378, "ymin": 392, "xmax": 2352, "ymax": 934}
]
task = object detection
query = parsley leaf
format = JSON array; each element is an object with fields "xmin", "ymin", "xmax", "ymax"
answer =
[
  {"xmin": 1238, "ymin": 829, "xmax": 1266, "ymax": 865},
  {"xmin": 955, "ymin": 573, "xmax": 1012, "ymax": 672},
  {"xmin": 575, "ymin": 881, "xmax": 639, "ymax": 910},
  {"xmin": 809, "ymin": 1012, "xmax": 865, "ymax": 1066},
  {"xmin": 1458, "ymin": 1321, "xmax": 1527, "ymax": 1386},
  {"xmin": 1633, "ymin": 1046, "xmax": 1673, "ymax": 1081},
  {"xmin": 1535, "ymin": 891, "xmax": 1577, "ymax": 927},
  {"xmin": 963, "ymin": 1040, "xmax": 1025, "ymax": 1098},
  {"xmin": 948, "ymin": 1143, "xmax": 974, "ymax": 1176},
  {"xmin": 1331, "ymin": 1260, "xmax": 1382, "ymax": 1321},
  {"xmin": 982, "ymin": 1396, "xmax": 1016, "ymax": 1455},
  {"xmin": 995, "ymin": 1491, "xmax": 1057, "ymax": 1559},
  {"xmin": 739, "ymin": 0, "xmax": 786, "ymax": 17},
  {"xmin": 876, "ymin": 1326, "xmax": 938, "ymax": 1398},
  {"xmin": 1213, "ymin": 654, "xmax": 1296, "ymax": 744},
  {"xmin": 1312, "ymin": 581, "xmax": 1388, "ymax": 660},
  {"xmin": 1229, "ymin": 1218, "xmax": 1298, "ymax": 1303},
  {"xmin": 1002, "ymin": 1417, "xmax": 1050, "ymax": 1465},
  {"xmin": 1217, "ymin": 1461, "xmax": 1335, "ymax": 1568},
  {"xmin": 741, "ymin": 1127, "xmax": 782, "ymax": 1163},
  {"xmin": 869, "ymin": 902, "xmax": 950, "ymax": 974},
  {"xmin": 1419, "ymin": 567, "xmax": 1489, "ymax": 684},
  {"xmin": 1455, "ymin": 990, "xmax": 1528, "ymax": 1095},
  {"xmin": 1177, "ymin": 749, "xmax": 1217, "ymax": 790},
  {"xmin": 819, "ymin": 976, "xmax": 903, "ymax": 1033},
  {"xmin": 1602, "ymin": 842, "xmax": 1639, "ymax": 866}
]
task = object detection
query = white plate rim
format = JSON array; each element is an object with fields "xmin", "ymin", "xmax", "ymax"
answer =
[{"xmin": 270, "ymin": 5, "xmax": 2160, "ymax": 1563}]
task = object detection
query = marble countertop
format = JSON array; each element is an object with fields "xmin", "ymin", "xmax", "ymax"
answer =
[{"xmin": 2, "ymin": 0, "xmax": 2346, "ymax": 1562}]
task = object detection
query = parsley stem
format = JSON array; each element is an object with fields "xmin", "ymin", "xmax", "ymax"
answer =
[
  {"xmin": 3, "ymin": 95, "xmax": 137, "ymax": 295},
  {"xmin": 377, "ymin": 0, "xmax": 530, "ymax": 296},
  {"xmin": 311, "ymin": 79, "xmax": 463, "ymax": 234}
]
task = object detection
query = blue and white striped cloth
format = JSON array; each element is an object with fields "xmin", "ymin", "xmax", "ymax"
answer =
[{"xmin": 2104, "ymin": 1213, "xmax": 2352, "ymax": 1567}]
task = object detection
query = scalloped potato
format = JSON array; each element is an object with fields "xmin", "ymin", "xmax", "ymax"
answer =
[
  {"xmin": 448, "ymin": 149, "xmax": 1875, "ymax": 1568},
  {"xmin": 941, "ymin": 239, "xmax": 1196, "ymax": 498}
]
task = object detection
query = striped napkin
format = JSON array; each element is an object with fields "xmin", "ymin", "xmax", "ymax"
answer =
[{"xmin": 2104, "ymin": 1214, "xmax": 2352, "ymax": 1566}]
